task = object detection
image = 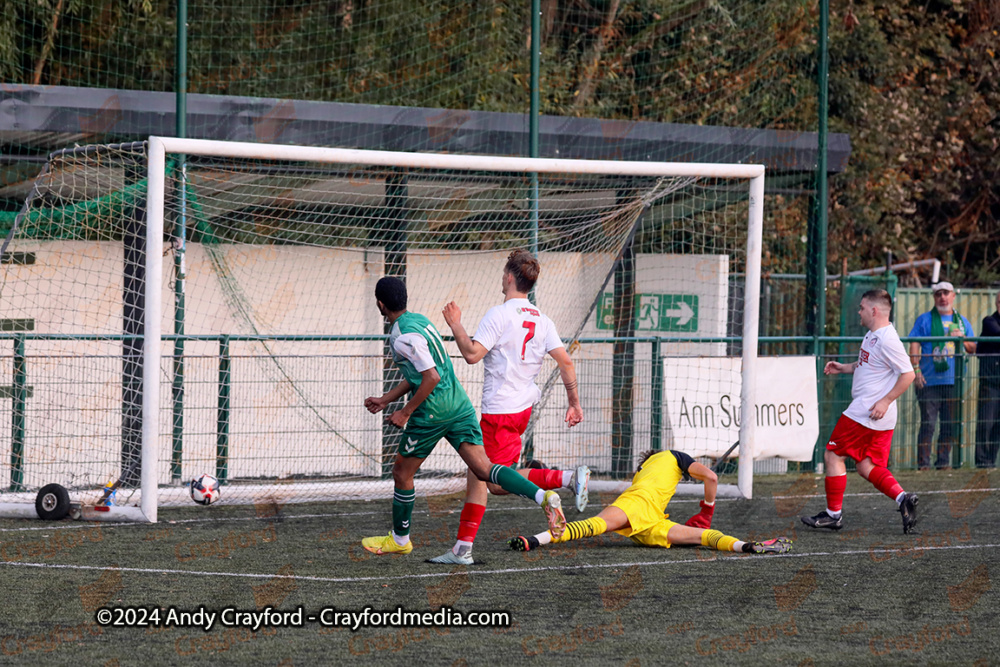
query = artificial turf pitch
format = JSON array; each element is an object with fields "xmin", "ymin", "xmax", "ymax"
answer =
[{"xmin": 0, "ymin": 469, "xmax": 996, "ymax": 666}]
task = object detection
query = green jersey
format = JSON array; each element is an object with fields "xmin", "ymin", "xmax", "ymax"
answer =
[{"xmin": 389, "ymin": 312, "xmax": 475, "ymax": 425}]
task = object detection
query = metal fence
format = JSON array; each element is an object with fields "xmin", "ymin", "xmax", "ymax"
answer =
[{"xmin": 3, "ymin": 332, "xmax": 997, "ymax": 495}]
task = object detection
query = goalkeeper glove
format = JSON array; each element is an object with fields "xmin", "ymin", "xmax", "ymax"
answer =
[{"xmin": 684, "ymin": 500, "xmax": 715, "ymax": 528}]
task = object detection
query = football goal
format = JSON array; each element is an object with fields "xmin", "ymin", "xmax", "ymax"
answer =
[{"xmin": 0, "ymin": 137, "xmax": 764, "ymax": 522}]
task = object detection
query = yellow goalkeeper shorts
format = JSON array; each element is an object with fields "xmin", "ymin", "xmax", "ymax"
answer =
[
  {"xmin": 623, "ymin": 519, "xmax": 679, "ymax": 548},
  {"xmin": 610, "ymin": 490, "xmax": 678, "ymax": 548}
]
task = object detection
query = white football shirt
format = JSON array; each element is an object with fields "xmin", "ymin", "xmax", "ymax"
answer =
[
  {"xmin": 843, "ymin": 324, "xmax": 912, "ymax": 430},
  {"xmin": 473, "ymin": 298, "xmax": 564, "ymax": 414}
]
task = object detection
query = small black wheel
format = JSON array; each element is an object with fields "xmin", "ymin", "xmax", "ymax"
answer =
[{"xmin": 35, "ymin": 484, "xmax": 71, "ymax": 520}]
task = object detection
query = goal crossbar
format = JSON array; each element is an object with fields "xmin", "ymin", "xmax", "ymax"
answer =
[{"xmin": 149, "ymin": 137, "xmax": 766, "ymax": 179}]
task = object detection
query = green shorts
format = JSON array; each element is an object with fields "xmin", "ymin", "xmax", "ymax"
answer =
[{"xmin": 399, "ymin": 410, "xmax": 483, "ymax": 458}]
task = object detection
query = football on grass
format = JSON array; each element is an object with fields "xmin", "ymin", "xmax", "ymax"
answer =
[{"xmin": 190, "ymin": 474, "xmax": 221, "ymax": 505}]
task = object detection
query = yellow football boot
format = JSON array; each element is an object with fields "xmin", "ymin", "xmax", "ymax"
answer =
[{"xmin": 361, "ymin": 532, "xmax": 413, "ymax": 555}]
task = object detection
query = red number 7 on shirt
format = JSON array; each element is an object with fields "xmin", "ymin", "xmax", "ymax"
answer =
[{"xmin": 521, "ymin": 321, "xmax": 536, "ymax": 360}]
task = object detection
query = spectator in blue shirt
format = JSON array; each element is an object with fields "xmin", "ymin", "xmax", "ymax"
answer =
[
  {"xmin": 908, "ymin": 282, "xmax": 976, "ymax": 470},
  {"xmin": 976, "ymin": 291, "xmax": 1000, "ymax": 468}
]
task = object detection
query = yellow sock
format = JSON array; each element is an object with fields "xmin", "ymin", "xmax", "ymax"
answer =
[
  {"xmin": 701, "ymin": 529, "xmax": 738, "ymax": 552},
  {"xmin": 552, "ymin": 516, "xmax": 608, "ymax": 543}
]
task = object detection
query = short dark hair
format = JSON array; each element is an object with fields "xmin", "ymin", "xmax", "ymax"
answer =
[
  {"xmin": 861, "ymin": 289, "xmax": 892, "ymax": 313},
  {"xmin": 504, "ymin": 249, "xmax": 540, "ymax": 293},
  {"xmin": 375, "ymin": 276, "xmax": 407, "ymax": 312}
]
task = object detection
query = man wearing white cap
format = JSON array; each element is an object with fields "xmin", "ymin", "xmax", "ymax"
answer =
[{"xmin": 908, "ymin": 281, "xmax": 976, "ymax": 469}]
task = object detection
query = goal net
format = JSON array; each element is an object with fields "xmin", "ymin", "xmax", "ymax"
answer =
[{"xmin": 0, "ymin": 138, "xmax": 763, "ymax": 522}]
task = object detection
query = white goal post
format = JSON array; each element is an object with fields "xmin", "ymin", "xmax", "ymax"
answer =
[{"xmin": 0, "ymin": 136, "xmax": 764, "ymax": 522}]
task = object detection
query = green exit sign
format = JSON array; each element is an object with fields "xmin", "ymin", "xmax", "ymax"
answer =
[{"xmin": 597, "ymin": 293, "xmax": 699, "ymax": 332}]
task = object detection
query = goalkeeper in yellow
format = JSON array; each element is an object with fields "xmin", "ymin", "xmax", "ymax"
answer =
[{"xmin": 509, "ymin": 450, "xmax": 791, "ymax": 555}]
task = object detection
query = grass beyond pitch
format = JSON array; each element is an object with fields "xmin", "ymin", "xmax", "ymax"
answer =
[{"xmin": 0, "ymin": 469, "xmax": 997, "ymax": 666}]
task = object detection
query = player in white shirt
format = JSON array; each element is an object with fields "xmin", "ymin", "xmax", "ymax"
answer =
[
  {"xmin": 801, "ymin": 289, "xmax": 919, "ymax": 534},
  {"xmin": 428, "ymin": 250, "xmax": 589, "ymax": 565}
]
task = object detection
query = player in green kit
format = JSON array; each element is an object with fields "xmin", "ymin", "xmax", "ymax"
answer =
[{"xmin": 361, "ymin": 277, "xmax": 567, "ymax": 556}]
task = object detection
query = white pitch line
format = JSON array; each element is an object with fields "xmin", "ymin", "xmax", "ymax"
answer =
[
  {"xmin": 0, "ymin": 506, "xmax": 543, "ymax": 533},
  {"xmin": 0, "ymin": 521, "xmax": 136, "ymax": 533},
  {"xmin": 0, "ymin": 485, "xmax": 995, "ymax": 533},
  {"xmin": 1, "ymin": 542, "xmax": 998, "ymax": 585},
  {"xmin": 0, "ymin": 511, "xmax": 384, "ymax": 533}
]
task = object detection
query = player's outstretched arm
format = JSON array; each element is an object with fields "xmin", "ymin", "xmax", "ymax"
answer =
[
  {"xmin": 549, "ymin": 347, "xmax": 583, "ymax": 426},
  {"xmin": 684, "ymin": 462, "xmax": 717, "ymax": 528},
  {"xmin": 442, "ymin": 301, "xmax": 489, "ymax": 364},
  {"xmin": 688, "ymin": 462, "xmax": 718, "ymax": 504}
]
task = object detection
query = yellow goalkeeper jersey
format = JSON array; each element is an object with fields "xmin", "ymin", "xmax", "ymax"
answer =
[{"xmin": 611, "ymin": 450, "xmax": 695, "ymax": 534}]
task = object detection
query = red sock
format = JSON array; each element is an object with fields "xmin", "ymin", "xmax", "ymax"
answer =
[
  {"xmin": 527, "ymin": 468, "xmax": 563, "ymax": 489},
  {"xmin": 457, "ymin": 503, "xmax": 486, "ymax": 544},
  {"xmin": 867, "ymin": 466, "xmax": 904, "ymax": 502},
  {"xmin": 825, "ymin": 474, "xmax": 847, "ymax": 512}
]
